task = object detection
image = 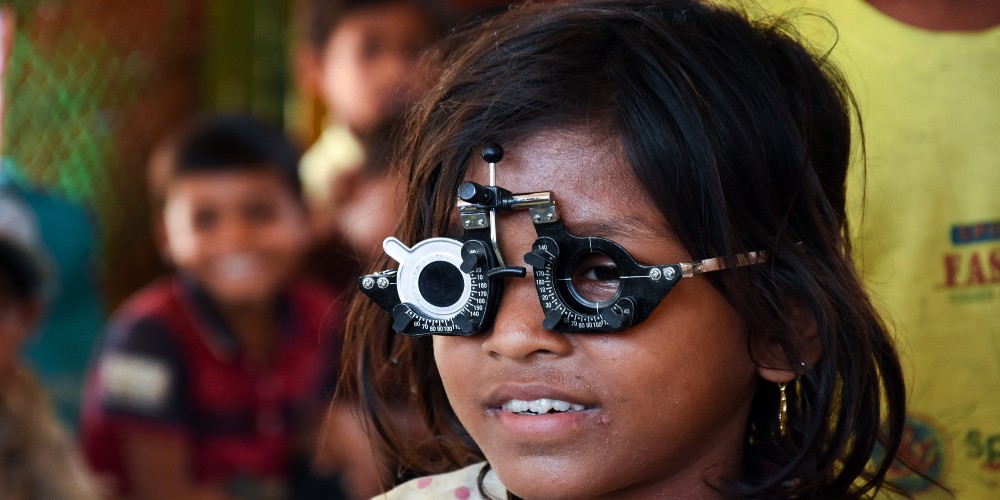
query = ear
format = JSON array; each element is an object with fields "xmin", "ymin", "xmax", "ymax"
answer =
[{"xmin": 754, "ymin": 296, "xmax": 821, "ymax": 384}]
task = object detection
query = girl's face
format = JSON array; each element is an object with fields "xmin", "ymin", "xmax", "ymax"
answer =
[{"xmin": 433, "ymin": 128, "xmax": 760, "ymax": 498}]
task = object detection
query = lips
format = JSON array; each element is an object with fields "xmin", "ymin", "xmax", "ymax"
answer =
[
  {"xmin": 483, "ymin": 386, "xmax": 598, "ymax": 441},
  {"xmin": 487, "ymin": 383, "xmax": 597, "ymax": 415}
]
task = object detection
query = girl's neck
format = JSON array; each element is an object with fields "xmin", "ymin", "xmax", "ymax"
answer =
[{"xmin": 867, "ymin": 0, "xmax": 1000, "ymax": 31}]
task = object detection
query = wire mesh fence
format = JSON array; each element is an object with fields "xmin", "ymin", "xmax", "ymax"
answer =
[{"xmin": 3, "ymin": 0, "xmax": 291, "ymax": 309}]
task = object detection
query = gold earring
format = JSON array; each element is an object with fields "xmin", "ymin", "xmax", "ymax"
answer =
[{"xmin": 778, "ymin": 382, "xmax": 788, "ymax": 437}]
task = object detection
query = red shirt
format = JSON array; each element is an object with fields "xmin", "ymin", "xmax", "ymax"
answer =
[{"xmin": 80, "ymin": 275, "xmax": 342, "ymax": 495}]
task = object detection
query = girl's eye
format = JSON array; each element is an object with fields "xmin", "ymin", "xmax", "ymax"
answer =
[{"xmin": 570, "ymin": 252, "xmax": 620, "ymax": 304}]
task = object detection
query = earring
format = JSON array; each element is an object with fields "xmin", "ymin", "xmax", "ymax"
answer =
[{"xmin": 778, "ymin": 382, "xmax": 788, "ymax": 437}]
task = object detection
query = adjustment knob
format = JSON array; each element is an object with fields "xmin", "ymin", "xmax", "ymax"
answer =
[
  {"xmin": 599, "ymin": 308, "xmax": 626, "ymax": 330},
  {"xmin": 523, "ymin": 249, "xmax": 552, "ymax": 269},
  {"xmin": 481, "ymin": 143, "xmax": 503, "ymax": 163},
  {"xmin": 460, "ymin": 241, "xmax": 489, "ymax": 273},
  {"xmin": 453, "ymin": 314, "xmax": 476, "ymax": 335},
  {"xmin": 543, "ymin": 309, "xmax": 564, "ymax": 331},
  {"xmin": 458, "ymin": 181, "xmax": 495, "ymax": 205},
  {"xmin": 460, "ymin": 252, "xmax": 484, "ymax": 273},
  {"xmin": 391, "ymin": 304, "xmax": 415, "ymax": 333},
  {"xmin": 600, "ymin": 298, "xmax": 635, "ymax": 331}
]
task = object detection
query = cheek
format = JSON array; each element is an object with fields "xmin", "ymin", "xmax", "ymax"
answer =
[
  {"xmin": 267, "ymin": 209, "xmax": 311, "ymax": 247},
  {"xmin": 322, "ymin": 53, "xmax": 371, "ymax": 108},
  {"xmin": 432, "ymin": 337, "xmax": 478, "ymax": 408},
  {"xmin": 162, "ymin": 206, "xmax": 200, "ymax": 264}
]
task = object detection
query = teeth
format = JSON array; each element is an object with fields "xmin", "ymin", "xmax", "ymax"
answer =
[
  {"xmin": 501, "ymin": 398, "xmax": 585, "ymax": 415},
  {"xmin": 217, "ymin": 254, "xmax": 258, "ymax": 279}
]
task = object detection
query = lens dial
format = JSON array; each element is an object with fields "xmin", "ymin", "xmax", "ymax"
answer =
[
  {"xmin": 359, "ymin": 237, "xmax": 493, "ymax": 336},
  {"xmin": 526, "ymin": 237, "xmax": 636, "ymax": 332},
  {"xmin": 524, "ymin": 220, "xmax": 683, "ymax": 333}
]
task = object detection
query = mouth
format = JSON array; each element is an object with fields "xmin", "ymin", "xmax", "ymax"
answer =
[
  {"xmin": 215, "ymin": 253, "xmax": 263, "ymax": 280},
  {"xmin": 501, "ymin": 398, "xmax": 587, "ymax": 416}
]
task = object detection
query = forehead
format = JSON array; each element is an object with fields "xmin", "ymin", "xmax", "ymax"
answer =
[
  {"xmin": 331, "ymin": 2, "xmax": 437, "ymax": 44},
  {"xmin": 165, "ymin": 169, "xmax": 296, "ymax": 202},
  {"xmin": 464, "ymin": 127, "xmax": 668, "ymax": 241}
]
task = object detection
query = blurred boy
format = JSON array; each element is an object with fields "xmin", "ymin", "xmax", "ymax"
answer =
[
  {"xmin": 81, "ymin": 114, "xmax": 343, "ymax": 499},
  {"xmin": 296, "ymin": 0, "xmax": 441, "ymax": 245},
  {"xmin": 1, "ymin": 189, "xmax": 99, "ymax": 498}
]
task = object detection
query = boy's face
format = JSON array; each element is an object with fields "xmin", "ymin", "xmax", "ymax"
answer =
[
  {"xmin": 161, "ymin": 170, "xmax": 311, "ymax": 308},
  {"xmin": 319, "ymin": 2, "xmax": 438, "ymax": 133}
]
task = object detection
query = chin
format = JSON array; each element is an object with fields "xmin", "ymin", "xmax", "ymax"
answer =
[
  {"xmin": 493, "ymin": 462, "xmax": 597, "ymax": 500},
  {"xmin": 210, "ymin": 285, "xmax": 277, "ymax": 309},
  {"xmin": 504, "ymin": 481, "xmax": 592, "ymax": 500}
]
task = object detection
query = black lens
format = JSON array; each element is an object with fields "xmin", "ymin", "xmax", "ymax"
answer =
[
  {"xmin": 569, "ymin": 252, "xmax": 620, "ymax": 305},
  {"xmin": 418, "ymin": 261, "xmax": 465, "ymax": 308}
]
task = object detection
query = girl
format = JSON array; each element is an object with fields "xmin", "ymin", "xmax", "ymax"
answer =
[{"xmin": 338, "ymin": 0, "xmax": 907, "ymax": 498}]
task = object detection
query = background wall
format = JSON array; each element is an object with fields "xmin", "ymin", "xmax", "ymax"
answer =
[
  {"xmin": 1, "ymin": 0, "xmax": 512, "ymax": 311},
  {"xmin": 4, "ymin": 0, "xmax": 296, "ymax": 309}
]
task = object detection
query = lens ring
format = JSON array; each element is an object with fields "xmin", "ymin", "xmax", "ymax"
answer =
[{"xmin": 393, "ymin": 238, "xmax": 473, "ymax": 319}]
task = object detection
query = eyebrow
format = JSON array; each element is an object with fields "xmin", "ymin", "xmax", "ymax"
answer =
[{"xmin": 563, "ymin": 213, "xmax": 676, "ymax": 245}]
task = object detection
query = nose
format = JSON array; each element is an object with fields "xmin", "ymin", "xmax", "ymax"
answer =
[
  {"xmin": 217, "ymin": 214, "xmax": 254, "ymax": 250},
  {"xmin": 481, "ymin": 267, "xmax": 573, "ymax": 361}
]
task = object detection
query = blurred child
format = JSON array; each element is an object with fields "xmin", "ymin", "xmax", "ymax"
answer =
[
  {"xmin": 296, "ymin": 0, "xmax": 441, "ymax": 248},
  {"xmin": 762, "ymin": 1, "xmax": 1000, "ymax": 495},
  {"xmin": 3, "ymin": 159, "xmax": 105, "ymax": 434},
  {"xmin": 1, "ymin": 188, "xmax": 100, "ymax": 499},
  {"xmin": 305, "ymin": 116, "xmax": 407, "ymax": 290},
  {"xmin": 1, "ymin": 6, "xmax": 105, "ymax": 434},
  {"xmin": 80, "ymin": 113, "xmax": 344, "ymax": 499}
]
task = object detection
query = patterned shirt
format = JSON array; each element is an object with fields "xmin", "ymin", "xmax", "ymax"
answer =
[
  {"xmin": 377, "ymin": 462, "xmax": 507, "ymax": 500},
  {"xmin": 80, "ymin": 275, "xmax": 341, "ymax": 495}
]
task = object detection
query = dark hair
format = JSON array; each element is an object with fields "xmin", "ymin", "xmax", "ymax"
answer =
[
  {"xmin": 147, "ymin": 113, "xmax": 302, "ymax": 211},
  {"xmin": 359, "ymin": 114, "xmax": 406, "ymax": 179},
  {"xmin": 0, "ymin": 241, "xmax": 41, "ymax": 301},
  {"xmin": 337, "ymin": 0, "xmax": 906, "ymax": 497},
  {"xmin": 305, "ymin": 0, "xmax": 439, "ymax": 49}
]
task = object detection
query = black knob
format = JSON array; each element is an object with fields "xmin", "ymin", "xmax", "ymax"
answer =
[
  {"xmin": 460, "ymin": 251, "xmax": 484, "ymax": 273},
  {"xmin": 392, "ymin": 305, "xmax": 415, "ymax": 333},
  {"xmin": 599, "ymin": 308, "xmax": 625, "ymax": 330},
  {"xmin": 481, "ymin": 143, "xmax": 503, "ymax": 164},
  {"xmin": 543, "ymin": 309, "xmax": 564, "ymax": 331},
  {"xmin": 458, "ymin": 181, "xmax": 495, "ymax": 205},
  {"xmin": 523, "ymin": 249, "xmax": 552, "ymax": 269},
  {"xmin": 453, "ymin": 314, "xmax": 476, "ymax": 335}
]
